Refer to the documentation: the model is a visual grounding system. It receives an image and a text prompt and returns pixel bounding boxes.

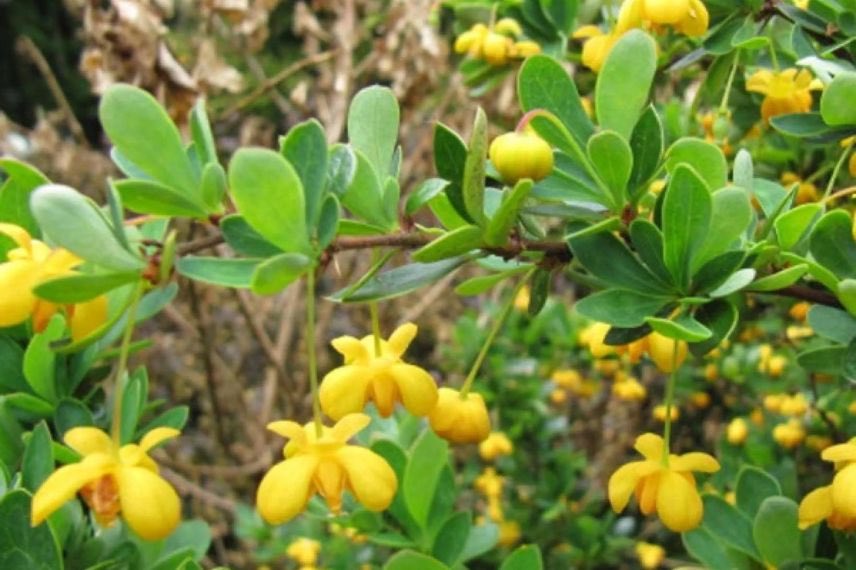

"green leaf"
[810,210,856,279]
[412,225,483,263]
[683,527,733,570]
[484,180,533,247]
[770,112,855,140]
[280,119,328,227]
[662,165,712,290]
[119,369,146,443]
[694,187,752,269]
[736,466,781,519]
[30,185,144,272]
[646,314,712,342]
[587,130,632,208]
[384,550,449,570]
[54,398,94,434]
[808,305,856,344]
[462,108,488,225]
[0,158,49,235]
[666,137,728,192]
[539,0,576,35]
[22,421,53,492]
[433,123,471,222]
[327,144,356,197]
[458,522,499,563]
[4,393,54,417]
[229,148,309,254]
[219,214,280,257]
[690,298,738,356]
[190,99,217,166]
[596,30,657,140]
[332,257,467,302]
[316,194,340,249]
[709,268,756,297]
[404,429,449,529]
[628,105,664,195]
[746,265,808,292]
[341,150,389,228]
[0,490,62,570]
[701,495,762,561]
[797,345,846,374]
[199,163,226,212]
[629,219,673,285]
[733,149,753,190]
[753,178,790,219]
[100,84,197,195]
[775,203,823,250]
[176,256,261,288]
[406,178,448,215]
[575,290,669,327]
[251,253,311,295]
[24,315,64,402]
[348,86,399,179]
[454,266,531,296]
[432,512,471,566]
[0,336,27,393]
[753,497,802,566]
[500,545,543,570]
[568,225,670,294]
[838,279,856,317]
[821,71,856,126]
[518,55,593,146]
[34,272,140,304]
[164,519,212,561]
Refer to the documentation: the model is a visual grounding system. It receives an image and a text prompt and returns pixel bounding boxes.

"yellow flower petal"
[315,459,346,512]
[256,454,319,524]
[319,365,371,420]
[821,442,856,463]
[337,446,397,511]
[331,336,368,364]
[656,470,703,532]
[117,466,180,540]
[0,259,38,327]
[643,0,690,25]
[572,25,603,39]
[330,413,371,442]
[608,460,659,512]
[746,69,773,94]
[0,223,32,251]
[268,420,308,442]
[387,363,438,417]
[635,433,665,462]
[31,454,114,525]
[617,0,644,33]
[387,323,417,357]
[69,295,108,341]
[139,427,180,452]
[64,426,115,456]
[832,463,856,518]
[671,452,720,473]
[41,249,81,276]
[799,485,833,529]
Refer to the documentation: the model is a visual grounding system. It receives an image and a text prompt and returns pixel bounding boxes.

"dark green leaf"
[34,272,140,304]
[628,106,664,195]
[629,219,673,286]
[0,490,62,570]
[753,497,802,566]
[280,119,328,227]
[331,257,468,303]
[683,527,733,569]
[462,108,488,225]
[412,226,483,263]
[433,123,471,222]
[251,253,311,295]
[384,550,449,570]
[820,72,856,126]
[662,165,712,290]
[432,512,471,566]
[22,421,53,492]
[24,315,64,402]
[690,299,738,356]
[701,495,762,561]
[736,466,781,519]
[810,210,856,279]
[575,289,668,327]
[176,256,261,288]
[0,158,49,235]
[596,30,657,140]
[796,346,846,374]
[484,179,532,247]
[500,545,543,570]
[220,214,281,257]
[587,130,632,209]
[404,430,449,529]
[808,305,856,343]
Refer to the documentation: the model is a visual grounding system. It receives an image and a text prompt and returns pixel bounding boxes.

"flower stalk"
[111,281,145,444]
[305,267,323,437]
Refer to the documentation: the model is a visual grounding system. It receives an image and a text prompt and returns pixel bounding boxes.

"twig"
[220,50,338,119]
[15,36,89,147]
[159,466,237,513]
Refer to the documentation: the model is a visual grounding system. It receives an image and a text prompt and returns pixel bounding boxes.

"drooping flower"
[31,426,181,540]
[479,431,513,461]
[428,387,491,444]
[573,25,621,72]
[608,433,720,532]
[256,413,397,524]
[319,323,438,420]
[616,0,709,37]
[726,417,749,445]
[0,223,107,340]
[799,439,856,531]
[636,541,666,569]
[286,537,321,567]
[746,68,823,122]
[613,376,647,401]
[646,332,688,373]
[652,404,679,422]
[773,418,806,449]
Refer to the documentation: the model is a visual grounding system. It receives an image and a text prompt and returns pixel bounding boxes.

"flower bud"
[494,17,522,37]
[482,32,512,65]
[428,387,491,444]
[646,332,688,373]
[643,0,690,24]
[489,130,554,184]
[510,40,541,58]
[726,417,748,445]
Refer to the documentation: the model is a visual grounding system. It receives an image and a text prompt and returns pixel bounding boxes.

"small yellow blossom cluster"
[781,172,820,205]
[579,322,688,374]
[764,392,811,449]
[726,417,749,445]
[474,468,521,547]
[636,541,666,569]
[613,374,648,402]
[573,0,709,72]
[550,368,599,404]
[757,344,787,378]
[454,19,540,66]
[0,223,107,341]
[652,404,679,423]
[746,67,823,122]
[799,439,856,531]
[286,537,321,570]
[479,431,514,461]
[609,433,720,532]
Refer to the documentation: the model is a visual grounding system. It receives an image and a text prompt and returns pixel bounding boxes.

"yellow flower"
[612,376,647,401]
[475,467,504,497]
[428,387,491,444]
[690,392,711,409]
[31,426,181,540]
[513,285,530,311]
[779,393,808,416]
[573,26,621,73]
[495,18,523,37]
[319,323,438,420]
[773,419,805,449]
[726,418,749,445]
[653,404,679,422]
[746,68,823,122]
[617,0,709,36]
[579,322,616,358]
[807,435,833,452]
[703,363,718,382]
[646,332,688,373]
[482,31,514,65]
[799,440,856,531]
[609,433,720,532]
[635,541,666,569]
[550,388,568,404]
[789,301,810,321]
[764,393,786,413]
[781,171,820,204]
[510,40,541,58]
[454,23,489,56]
[479,432,513,461]
[256,413,397,524]
[498,520,521,547]
[287,537,321,566]
[786,325,814,340]
[0,223,107,340]
[489,130,554,184]
[551,369,581,389]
